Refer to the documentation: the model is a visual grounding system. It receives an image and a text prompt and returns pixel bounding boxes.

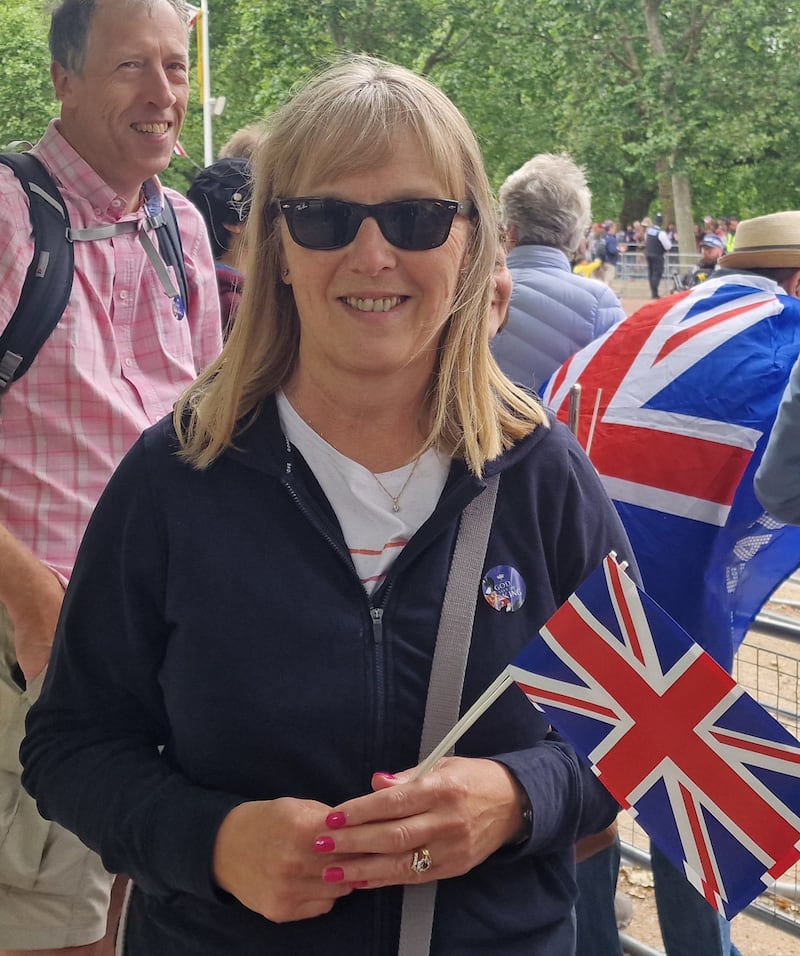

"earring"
[282,267,290,278]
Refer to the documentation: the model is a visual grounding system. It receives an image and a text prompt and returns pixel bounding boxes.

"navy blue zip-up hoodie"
[22,397,634,955]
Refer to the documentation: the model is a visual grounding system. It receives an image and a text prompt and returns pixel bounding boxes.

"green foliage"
[522,0,800,222]
[6,0,800,230]
[0,1,57,149]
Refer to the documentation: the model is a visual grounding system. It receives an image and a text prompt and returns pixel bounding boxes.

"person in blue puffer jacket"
[491,153,626,391]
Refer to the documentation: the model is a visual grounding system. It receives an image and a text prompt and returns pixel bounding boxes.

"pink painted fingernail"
[323,866,345,883]
[375,772,397,780]
[313,836,336,853]
[326,811,347,829]
[350,880,369,888]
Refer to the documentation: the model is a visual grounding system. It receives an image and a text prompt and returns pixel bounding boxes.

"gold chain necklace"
[370,455,422,512]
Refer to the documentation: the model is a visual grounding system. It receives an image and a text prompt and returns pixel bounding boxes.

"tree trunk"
[655,157,674,226]
[671,170,696,263]
[642,0,695,263]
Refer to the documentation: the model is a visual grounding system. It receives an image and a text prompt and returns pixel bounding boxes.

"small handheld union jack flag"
[509,552,800,919]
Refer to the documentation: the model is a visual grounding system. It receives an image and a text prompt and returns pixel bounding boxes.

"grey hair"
[49,0,193,73]
[499,152,592,256]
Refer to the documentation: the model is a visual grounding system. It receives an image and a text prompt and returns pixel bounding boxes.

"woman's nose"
[346,216,398,274]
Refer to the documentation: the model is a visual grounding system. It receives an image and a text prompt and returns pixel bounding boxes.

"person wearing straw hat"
[646,210,800,956]
[746,212,800,523]
[561,210,800,956]
[715,210,800,284]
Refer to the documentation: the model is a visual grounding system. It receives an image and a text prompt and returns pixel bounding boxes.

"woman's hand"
[310,757,528,889]
[212,798,359,922]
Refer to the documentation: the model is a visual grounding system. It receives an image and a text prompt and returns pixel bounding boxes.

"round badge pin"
[482,565,526,613]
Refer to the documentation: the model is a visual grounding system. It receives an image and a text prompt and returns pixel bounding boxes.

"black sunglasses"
[273,197,475,251]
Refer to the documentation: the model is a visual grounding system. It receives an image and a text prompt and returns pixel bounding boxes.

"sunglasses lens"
[383,201,456,250]
[280,199,464,251]
[284,200,357,250]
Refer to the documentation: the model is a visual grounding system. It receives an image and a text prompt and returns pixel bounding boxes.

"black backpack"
[0,151,189,400]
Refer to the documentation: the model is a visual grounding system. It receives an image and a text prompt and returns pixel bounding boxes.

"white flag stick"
[585,387,603,458]
[412,670,515,779]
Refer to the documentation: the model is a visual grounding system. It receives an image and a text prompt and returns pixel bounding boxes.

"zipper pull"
[370,607,383,644]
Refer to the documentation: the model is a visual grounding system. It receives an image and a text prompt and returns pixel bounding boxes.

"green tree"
[194,0,559,190]
[516,0,800,244]
[11,0,796,235]
[0,1,57,149]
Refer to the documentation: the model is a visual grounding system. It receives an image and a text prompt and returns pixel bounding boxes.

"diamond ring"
[410,847,432,874]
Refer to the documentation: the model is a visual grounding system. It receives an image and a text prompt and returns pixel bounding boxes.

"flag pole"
[200,0,213,165]
[585,387,603,457]
[412,670,514,779]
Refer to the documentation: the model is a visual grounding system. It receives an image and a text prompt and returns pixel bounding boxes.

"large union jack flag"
[510,553,800,919]
[541,278,800,670]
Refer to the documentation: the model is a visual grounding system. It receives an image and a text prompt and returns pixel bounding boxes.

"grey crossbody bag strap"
[397,473,500,956]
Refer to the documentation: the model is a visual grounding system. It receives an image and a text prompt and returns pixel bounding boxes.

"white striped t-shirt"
[277,392,450,594]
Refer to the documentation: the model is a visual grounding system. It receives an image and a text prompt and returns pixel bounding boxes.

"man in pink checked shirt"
[0,1,222,954]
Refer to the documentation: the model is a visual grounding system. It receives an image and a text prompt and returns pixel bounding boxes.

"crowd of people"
[2,2,798,956]
[573,213,739,294]
[583,214,737,256]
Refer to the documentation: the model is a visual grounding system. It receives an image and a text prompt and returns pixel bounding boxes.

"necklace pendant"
[369,454,421,513]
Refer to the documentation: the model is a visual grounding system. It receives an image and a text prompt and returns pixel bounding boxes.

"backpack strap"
[69,191,191,322]
[138,181,190,320]
[0,152,74,398]
[157,195,190,319]
[0,158,191,401]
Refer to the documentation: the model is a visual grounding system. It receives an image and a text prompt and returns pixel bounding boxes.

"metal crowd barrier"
[616,249,700,295]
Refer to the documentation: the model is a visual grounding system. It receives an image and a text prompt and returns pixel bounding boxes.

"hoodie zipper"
[281,464,394,769]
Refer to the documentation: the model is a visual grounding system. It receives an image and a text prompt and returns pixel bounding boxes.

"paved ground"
[614,277,661,317]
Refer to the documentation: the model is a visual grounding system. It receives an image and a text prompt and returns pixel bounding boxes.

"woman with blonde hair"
[22,56,633,954]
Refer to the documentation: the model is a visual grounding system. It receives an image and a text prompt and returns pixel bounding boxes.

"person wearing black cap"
[680,233,725,288]
[188,157,252,334]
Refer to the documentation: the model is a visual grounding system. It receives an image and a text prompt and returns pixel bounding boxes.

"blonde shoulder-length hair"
[175,55,547,475]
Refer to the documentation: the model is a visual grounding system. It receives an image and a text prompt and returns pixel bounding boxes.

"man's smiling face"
[52,0,189,209]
